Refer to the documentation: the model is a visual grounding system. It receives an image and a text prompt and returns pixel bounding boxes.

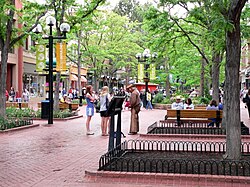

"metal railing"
[147,121,249,135]
[99,140,250,176]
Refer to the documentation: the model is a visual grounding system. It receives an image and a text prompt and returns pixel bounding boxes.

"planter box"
[153,103,171,110]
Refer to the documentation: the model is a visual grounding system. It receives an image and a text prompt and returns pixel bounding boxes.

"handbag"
[106,95,109,109]
[243,94,249,104]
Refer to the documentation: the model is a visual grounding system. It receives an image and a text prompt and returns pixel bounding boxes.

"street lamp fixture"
[136,49,157,107]
[33,16,70,124]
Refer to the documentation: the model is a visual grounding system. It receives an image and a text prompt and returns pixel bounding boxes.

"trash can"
[41,100,50,119]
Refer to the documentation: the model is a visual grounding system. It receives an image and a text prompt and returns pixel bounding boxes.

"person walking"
[9,87,15,102]
[127,84,141,135]
[243,88,250,119]
[5,89,9,101]
[146,91,153,110]
[85,85,95,135]
[99,86,110,136]
[22,89,29,102]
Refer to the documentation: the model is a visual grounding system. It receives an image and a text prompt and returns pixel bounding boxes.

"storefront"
[69,66,88,89]
[23,62,45,96]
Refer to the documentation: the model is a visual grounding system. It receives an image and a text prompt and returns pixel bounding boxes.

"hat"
[176,96,181,100]
[127,84,134,89]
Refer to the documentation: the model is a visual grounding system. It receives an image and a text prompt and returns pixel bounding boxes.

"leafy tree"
[114,0,143,22]
[67,11,143,91]
[221,0,247,160]
[0,0,48,117]
[0,0,105,118]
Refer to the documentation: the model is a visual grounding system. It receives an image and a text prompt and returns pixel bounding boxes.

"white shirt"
[184,103,194,109]
[171,102,184,110]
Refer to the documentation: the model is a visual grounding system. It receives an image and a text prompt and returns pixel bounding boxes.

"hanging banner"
[138,64,144,81]
[36,44,46,72]
[150,63,156,80]
[56,42,67,71]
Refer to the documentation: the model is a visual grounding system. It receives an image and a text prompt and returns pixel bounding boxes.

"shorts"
[100,110,109,117]
[86,107,94,116]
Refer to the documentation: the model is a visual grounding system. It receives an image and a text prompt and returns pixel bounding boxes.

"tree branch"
[66,54,77,64]
[71,0,105,27]
[170,16,210,65]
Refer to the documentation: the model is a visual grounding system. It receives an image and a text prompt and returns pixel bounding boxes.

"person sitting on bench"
[171,96,184,110]
[206,99,218,127]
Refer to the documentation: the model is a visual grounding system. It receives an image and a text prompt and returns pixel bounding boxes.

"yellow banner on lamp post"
[138,64,144,81]
[56,42,67,71]
[36,44,46,72]
[150,63,156,80]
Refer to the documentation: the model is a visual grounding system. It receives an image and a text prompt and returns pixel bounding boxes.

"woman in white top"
[184,98,194,109]
[99,86,110,136]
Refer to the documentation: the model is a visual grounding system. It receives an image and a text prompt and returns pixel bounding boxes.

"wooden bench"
[6,102,29,109]
[59,103,79,111]
[166,109,223,126]
[194,106,207,110]
[37,102,79,111]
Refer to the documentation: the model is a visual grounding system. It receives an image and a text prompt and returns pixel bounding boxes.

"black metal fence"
[147,121,249,135]
[99,140,250,176]
[0,118,33,130]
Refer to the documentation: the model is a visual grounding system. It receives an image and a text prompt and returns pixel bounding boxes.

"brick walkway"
[0,101,250,187]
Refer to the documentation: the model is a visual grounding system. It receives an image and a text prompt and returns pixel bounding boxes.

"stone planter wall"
[152,103,171,110]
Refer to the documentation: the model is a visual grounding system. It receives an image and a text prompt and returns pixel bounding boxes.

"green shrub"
[199,97,210,105]
[71,99,79,104]
[152,93,164,103]
[53,109,73,118]
[35,109,41,118]
[6,107,36,118]
[161,97,172,104]
[0,116,32,130]
[82,99,87,105]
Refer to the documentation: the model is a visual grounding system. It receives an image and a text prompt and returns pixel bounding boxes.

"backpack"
[243,94,250,104]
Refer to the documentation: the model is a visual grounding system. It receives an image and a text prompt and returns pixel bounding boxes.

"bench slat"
[167,109,222,118]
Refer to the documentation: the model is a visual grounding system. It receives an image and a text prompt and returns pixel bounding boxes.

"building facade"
[240,39,250,89]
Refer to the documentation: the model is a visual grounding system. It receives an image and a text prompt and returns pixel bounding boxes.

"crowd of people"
[171,95,224,127]
[83,84,143,136]
[5,87,30,103]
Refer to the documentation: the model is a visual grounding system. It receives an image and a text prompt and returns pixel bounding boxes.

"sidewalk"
[0,102,249,187]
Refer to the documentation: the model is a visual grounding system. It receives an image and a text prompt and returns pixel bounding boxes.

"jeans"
[146,101,153,110]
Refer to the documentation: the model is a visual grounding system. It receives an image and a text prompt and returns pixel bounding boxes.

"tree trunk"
[0,47,8,117]
[200,57,206,97]
[224,0,246,160]
[211,51,221,102]
[54,72,60,111]
[77,37,82,98]
[164,58,170,97]
[0,4,14,118]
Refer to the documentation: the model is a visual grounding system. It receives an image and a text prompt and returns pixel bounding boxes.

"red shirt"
[5,90,9,97]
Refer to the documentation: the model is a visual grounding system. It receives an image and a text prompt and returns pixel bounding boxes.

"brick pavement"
[0,101,250,187]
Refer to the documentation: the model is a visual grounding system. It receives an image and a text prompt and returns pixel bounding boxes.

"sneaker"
[86,131,94,135]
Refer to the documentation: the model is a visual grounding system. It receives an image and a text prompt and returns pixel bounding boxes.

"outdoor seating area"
[37,102,79,111]
[6,102,29,109]
[165,109,223,126]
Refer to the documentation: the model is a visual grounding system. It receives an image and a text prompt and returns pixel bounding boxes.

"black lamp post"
[136,49,157,107]
[34,16,70,124]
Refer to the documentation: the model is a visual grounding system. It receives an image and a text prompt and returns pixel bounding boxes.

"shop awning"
[81,76,87,82]
[70,74,87,82]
